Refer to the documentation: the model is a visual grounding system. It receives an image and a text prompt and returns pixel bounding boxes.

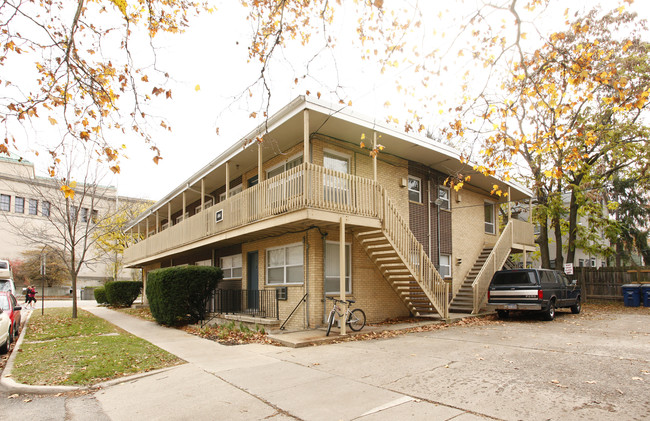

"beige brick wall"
[241,225,410,330]
[450,187,501,293]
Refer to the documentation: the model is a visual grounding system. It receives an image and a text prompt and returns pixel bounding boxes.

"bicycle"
[325,296,366,336]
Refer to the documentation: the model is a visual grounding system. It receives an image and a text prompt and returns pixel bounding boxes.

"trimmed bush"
[104,281,143,307]
[94,287,108,304]
[146,266,222,326]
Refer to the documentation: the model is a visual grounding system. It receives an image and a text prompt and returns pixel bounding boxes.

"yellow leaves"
[360,133,366,140]
[520,33,527,40]
[48,116,57,125]
[60,183,76,199]
[622,40,633,52]
[249,112,257,118]
[360,141,365,149]
[80,131,90,141]
[109,0,128,16]
[194,84,201,91]
[153,156,162,165]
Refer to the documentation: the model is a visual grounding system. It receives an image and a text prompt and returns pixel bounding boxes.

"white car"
[0,308,10,354]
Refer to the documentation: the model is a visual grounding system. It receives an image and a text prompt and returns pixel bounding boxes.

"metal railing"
[208,289,279,320]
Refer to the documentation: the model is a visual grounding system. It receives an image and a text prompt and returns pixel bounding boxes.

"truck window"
[491,271,537,286]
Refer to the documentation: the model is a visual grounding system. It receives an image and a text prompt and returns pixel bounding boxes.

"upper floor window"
[484,201,495,234]
[267,154,303,179]
[267,243,304,285]
[42,201,50,217]
[29,199,38,215]
[323,151,349,174]
[81,207,89,223]
[408,176,421,203]
[195,198,214,214]
[0,194,10,212]
[439,254,451,278]
[15,197,24,214]
[219,184,242,202]
[438,186,450,210]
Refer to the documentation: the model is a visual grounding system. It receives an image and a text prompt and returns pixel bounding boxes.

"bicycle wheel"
[347,309,366,331]
[326,310,335,336]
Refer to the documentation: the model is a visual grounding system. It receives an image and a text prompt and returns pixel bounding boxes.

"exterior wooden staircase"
[355,230,441,317]
[351,189,450,319]
[448,246,493,313]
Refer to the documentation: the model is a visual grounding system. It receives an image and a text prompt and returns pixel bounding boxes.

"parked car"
[0,291,21,341]
[487,268,581,321]
[0,306,10,354]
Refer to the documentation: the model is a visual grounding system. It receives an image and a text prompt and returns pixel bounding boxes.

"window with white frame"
[220,254,242,279]
[42,201,50,217]
[438,186,450,210]
[323,151,350,204]
[439,254,451,278]
[484,201,495,234]
[29,199,38,215]
[408,176,421,203]
[175,212,189,224]
[267,154,303,206]
[195,198,214,214]
[219,184,242,202]
[195,259,212,267]
[267,243,304,285]
[325,241,351,295]
[1,194,10,212]
[15,197,24,214]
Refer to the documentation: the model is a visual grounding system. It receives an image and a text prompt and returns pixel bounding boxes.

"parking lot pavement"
[257,311,650,420]
[2,308,648,420]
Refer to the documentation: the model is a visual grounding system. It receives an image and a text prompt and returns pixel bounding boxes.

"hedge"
[94,287,108,304]
[146,266,222,326]
[104,281,143,307]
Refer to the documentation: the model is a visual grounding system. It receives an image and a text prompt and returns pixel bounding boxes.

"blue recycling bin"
[641,284,650,307]
[621,284,641,307]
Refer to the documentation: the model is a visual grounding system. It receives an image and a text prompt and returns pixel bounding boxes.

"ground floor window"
[267,243,303,285]
[220,254,242,279]
[195,259,212,267]
[484,201,495,234]
[439,254,451,278]
[325,241,351,295]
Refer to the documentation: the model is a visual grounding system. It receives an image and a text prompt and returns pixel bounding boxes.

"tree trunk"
[566,189,580,265]
[536,220,551,269]
[553,215,564,270]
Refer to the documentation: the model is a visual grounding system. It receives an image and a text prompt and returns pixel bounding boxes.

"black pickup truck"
[486,269,581,321]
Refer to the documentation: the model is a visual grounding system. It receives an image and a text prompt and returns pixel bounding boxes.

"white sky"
[10,0,650,201]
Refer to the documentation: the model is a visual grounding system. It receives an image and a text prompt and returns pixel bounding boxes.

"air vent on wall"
[215,209,223,223]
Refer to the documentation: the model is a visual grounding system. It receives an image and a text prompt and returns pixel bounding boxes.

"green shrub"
[94,287,108,304]
[146,266,222,326]
[104,281,143,307]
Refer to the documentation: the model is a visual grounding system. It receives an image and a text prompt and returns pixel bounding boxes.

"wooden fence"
[573,267,650,301]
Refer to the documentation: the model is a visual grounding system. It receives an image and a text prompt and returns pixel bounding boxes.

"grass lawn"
[11,308,183,386]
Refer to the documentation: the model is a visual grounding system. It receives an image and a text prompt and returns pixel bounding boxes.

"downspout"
[304,235,309,329]
[427,178,432,258]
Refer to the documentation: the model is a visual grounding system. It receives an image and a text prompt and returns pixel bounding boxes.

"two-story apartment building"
[124,97,535,330]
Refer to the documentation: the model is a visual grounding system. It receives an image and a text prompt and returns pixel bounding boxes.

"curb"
[0,310,79,395]
[0,309,185,395]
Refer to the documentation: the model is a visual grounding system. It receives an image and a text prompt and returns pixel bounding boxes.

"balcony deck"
[124,163,383,266]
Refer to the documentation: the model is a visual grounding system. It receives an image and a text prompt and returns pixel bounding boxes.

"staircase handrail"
[471,220,515,313]
[379,189,449,318]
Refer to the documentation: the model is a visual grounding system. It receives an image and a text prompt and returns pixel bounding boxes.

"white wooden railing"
[470,219,533,313]
[379,190,449,318]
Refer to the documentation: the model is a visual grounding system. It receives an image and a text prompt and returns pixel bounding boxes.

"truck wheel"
[571,296,581,314]
[497,310,509,319]
[543,300,556,321]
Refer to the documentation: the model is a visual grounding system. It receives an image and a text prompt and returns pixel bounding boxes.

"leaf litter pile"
[10,308,182,386]
[182,322,280,346]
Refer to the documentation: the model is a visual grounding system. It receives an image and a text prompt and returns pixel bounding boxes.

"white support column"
[258,141,263,182]
[339,216,347,336]
[167,202,171,227]
[145,218,149,239]
[201,179,205,212]
[182,192,186,220]
[507,186,511,222]
[155,211,159,234]
[373,132,377,182]
[225,161,230,198]
[304,109,310,163]
[529,197,533,223]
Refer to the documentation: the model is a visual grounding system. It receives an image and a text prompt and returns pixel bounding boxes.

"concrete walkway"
[80,307,487,420]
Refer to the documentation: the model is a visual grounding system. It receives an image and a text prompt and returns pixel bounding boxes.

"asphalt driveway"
[1,305,649,420]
